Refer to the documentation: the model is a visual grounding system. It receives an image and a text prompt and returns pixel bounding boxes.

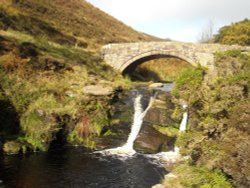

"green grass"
[215,49,249,62]
[174,66,204,91]
[20,107,59,151]
[153,124,179,137]
[171,66,205,102]
[163,164,232,188]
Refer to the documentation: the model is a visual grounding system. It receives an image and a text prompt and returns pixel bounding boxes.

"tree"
[198,20,215,43]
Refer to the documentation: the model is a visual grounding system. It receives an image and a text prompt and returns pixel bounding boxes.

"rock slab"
[83,85,113,96]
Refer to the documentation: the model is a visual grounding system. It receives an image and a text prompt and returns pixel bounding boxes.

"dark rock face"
[18,42,39,58]
[134,124,176,154]
[95,123,131,150]
[145,105,175,126]
[145,92,176,125]
[0,36,16,55]
[0,87,20,140]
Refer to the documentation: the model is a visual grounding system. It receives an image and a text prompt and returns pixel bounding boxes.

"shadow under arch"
[121,52,194,75]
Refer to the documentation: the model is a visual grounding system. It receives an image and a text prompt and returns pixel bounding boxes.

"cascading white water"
[179,104,188,132]
[121,94,144,152]
[100,93,157,156]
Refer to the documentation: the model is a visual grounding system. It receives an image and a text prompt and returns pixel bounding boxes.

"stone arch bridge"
[101,41,249,74]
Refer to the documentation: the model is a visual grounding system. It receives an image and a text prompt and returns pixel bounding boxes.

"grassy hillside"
[0,0,158,49]
[0,0,159,153]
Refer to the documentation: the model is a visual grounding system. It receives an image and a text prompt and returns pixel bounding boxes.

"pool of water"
[0,147,166,188]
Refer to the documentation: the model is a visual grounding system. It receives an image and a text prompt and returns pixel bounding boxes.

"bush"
[214,19,250,46]
[17,94,71,151]
[172,50,250,187]
[172,66,205,103]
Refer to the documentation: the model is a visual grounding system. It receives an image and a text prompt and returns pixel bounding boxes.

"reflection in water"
[0,147,166,188]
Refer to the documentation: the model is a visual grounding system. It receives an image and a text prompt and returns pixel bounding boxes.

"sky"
[86,0,250,42]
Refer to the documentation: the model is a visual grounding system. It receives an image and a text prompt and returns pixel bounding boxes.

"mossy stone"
[3,141,22,154]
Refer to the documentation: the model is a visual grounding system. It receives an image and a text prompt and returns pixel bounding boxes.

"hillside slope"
[1,0,158,49]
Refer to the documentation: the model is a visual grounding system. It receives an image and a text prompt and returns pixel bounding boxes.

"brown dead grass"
[1,0,159,50]
[78,113,91,138]
[0,52,29,77]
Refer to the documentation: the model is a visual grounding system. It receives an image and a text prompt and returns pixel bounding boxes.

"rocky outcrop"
[149,83,163,88]
[83,85,113,96]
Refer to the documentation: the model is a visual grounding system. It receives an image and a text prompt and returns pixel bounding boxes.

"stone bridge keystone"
[100,41,249,74]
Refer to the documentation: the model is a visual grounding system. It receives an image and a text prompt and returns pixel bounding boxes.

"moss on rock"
[3,140,22,154]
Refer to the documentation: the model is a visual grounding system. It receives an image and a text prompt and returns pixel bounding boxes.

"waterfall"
[99,92,157,156]
[123,93,156,150]
[122,95,145,151]
[97,88,188,160]
[179,104,188,132]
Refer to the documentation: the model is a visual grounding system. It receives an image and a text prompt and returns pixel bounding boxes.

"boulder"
[144,92,176,125]
[152,184,165,188]
[83,85,113,96]
[95,123,131,150]
[149,83,164,88]
[3,141,22,154]
[134,124,176,154]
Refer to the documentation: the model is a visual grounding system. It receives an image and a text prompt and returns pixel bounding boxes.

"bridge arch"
[120,50,196,74]
[101,41,249,73]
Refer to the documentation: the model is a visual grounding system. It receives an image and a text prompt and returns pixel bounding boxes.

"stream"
[0,147,166,188]
[0,83,187,188]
